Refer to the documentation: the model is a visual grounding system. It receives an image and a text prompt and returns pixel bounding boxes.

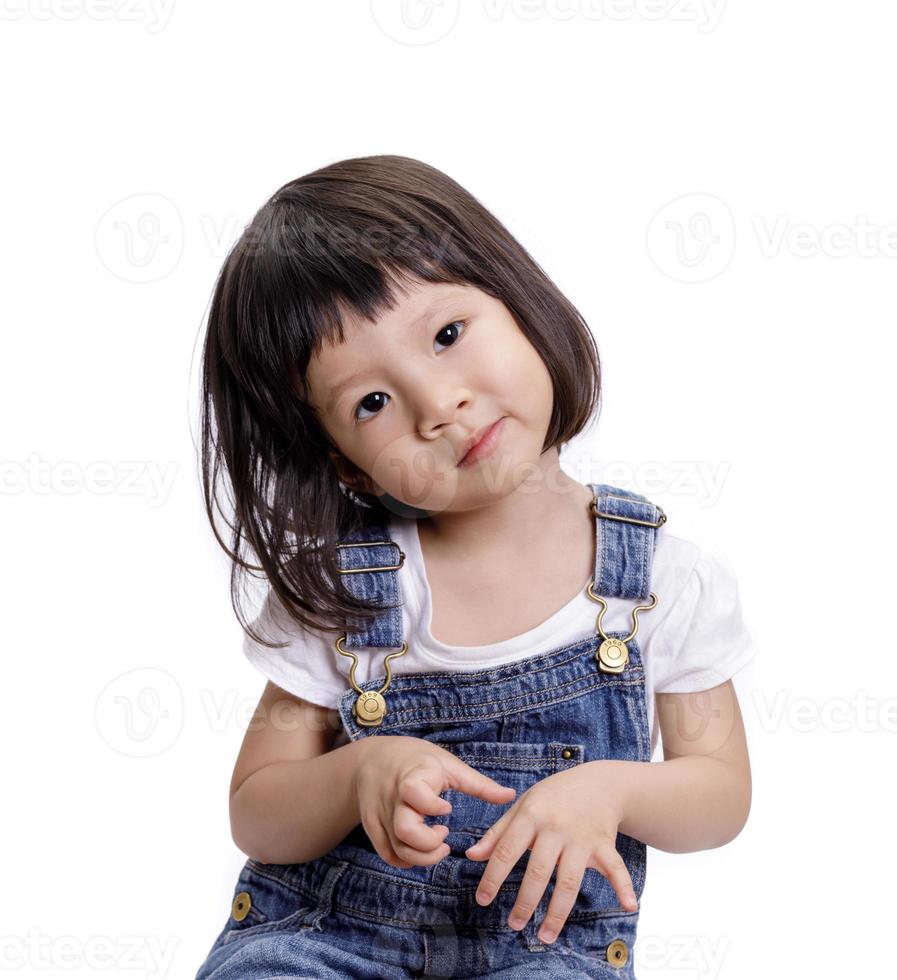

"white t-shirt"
[243,516,756,756]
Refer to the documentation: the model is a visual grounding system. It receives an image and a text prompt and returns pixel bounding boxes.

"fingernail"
[539,929,557,943]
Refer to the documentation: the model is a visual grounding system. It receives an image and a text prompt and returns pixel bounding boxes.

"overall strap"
[333,483,667,645]
[589,483,666,600]
[334,521,405,649]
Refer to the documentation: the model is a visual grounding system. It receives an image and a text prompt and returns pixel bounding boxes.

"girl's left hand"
[464,761,638,945]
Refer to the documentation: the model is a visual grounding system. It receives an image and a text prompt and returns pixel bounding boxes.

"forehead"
[312,280,475,368]
[343,279,473,338]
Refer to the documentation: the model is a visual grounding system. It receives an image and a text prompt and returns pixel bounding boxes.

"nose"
[412,375,473,441]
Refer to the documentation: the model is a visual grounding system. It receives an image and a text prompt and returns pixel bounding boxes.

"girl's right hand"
[352,735,517,869]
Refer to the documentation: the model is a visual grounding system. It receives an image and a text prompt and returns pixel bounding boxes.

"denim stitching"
[319,893,642,929]
[429,755,553,769]
[245,857,645,929]
[369,674,646,729]
[340,656,645,733]
[221,906,312,945]
[601,489,656,599]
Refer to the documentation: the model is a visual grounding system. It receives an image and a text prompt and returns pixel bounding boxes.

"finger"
[393,801,451,851]
[386,822,450,867]
[593,842,639,912]
[363,813,415,869]
[474,819,534,908]
[536,847,589,944]
[465,808,514,860]
[447,761,517,805]
[397,778,453,817]
[382,805,450,867]
[506,833,564,932]
[364,809,448,869]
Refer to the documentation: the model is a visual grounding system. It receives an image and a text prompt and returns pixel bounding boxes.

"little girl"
[194,155,754,979]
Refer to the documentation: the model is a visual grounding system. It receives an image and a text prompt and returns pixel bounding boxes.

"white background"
[2,2,893,977]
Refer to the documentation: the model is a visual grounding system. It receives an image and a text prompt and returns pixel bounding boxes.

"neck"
[417,450,594,560]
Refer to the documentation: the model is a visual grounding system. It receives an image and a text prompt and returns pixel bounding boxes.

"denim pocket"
[424,740,570,835]
[220,861,314,946]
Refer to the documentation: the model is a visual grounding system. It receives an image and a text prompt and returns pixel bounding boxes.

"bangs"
[229,189,469,405]
[200,154,602,645]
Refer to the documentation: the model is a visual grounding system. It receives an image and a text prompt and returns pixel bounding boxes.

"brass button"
[231,891,252,922]
[561,748,574,760]
[606,938,629,967]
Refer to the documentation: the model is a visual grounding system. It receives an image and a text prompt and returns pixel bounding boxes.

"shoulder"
[651,525,744,604]
[647,526,755,693]
[241,589,351,709]
[650,526,701,607]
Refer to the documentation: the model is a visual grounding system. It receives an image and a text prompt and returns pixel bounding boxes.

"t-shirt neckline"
[392,515,592,666]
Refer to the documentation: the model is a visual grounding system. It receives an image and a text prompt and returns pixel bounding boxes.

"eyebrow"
[326,290,467,413]
[327,366,375,413]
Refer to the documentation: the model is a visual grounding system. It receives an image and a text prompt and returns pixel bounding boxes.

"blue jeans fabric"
[195,484,664,979]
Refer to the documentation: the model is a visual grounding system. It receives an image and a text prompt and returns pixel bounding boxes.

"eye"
[354,391,389,422]
[434,319,467,353]
[352,320,468,422]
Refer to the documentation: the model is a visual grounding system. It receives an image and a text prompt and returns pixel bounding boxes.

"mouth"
[457,417,507,468]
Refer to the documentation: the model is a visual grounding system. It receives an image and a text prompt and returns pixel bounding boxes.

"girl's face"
[305,278,555,513]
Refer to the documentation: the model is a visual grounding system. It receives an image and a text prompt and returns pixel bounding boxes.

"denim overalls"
[195,483,666,980]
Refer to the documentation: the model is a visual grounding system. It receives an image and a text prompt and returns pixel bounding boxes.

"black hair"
[199,154,602,647]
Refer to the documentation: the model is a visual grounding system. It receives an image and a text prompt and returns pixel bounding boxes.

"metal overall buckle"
[334,540,408,727]
[587,497,665,673]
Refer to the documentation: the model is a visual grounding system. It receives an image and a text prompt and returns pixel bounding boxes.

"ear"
[327,448,379,497]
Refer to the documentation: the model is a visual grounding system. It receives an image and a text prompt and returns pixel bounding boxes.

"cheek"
[502,343,553,409]
[338,421,403,478]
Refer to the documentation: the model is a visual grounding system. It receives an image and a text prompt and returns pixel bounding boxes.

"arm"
[228,681,376,864]
[606,678,752,853]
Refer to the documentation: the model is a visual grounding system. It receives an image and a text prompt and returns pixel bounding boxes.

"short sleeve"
[241,590,349,709]
[652,550,756,694]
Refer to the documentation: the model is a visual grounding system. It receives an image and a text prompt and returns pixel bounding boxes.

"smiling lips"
[457,417,507,467]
